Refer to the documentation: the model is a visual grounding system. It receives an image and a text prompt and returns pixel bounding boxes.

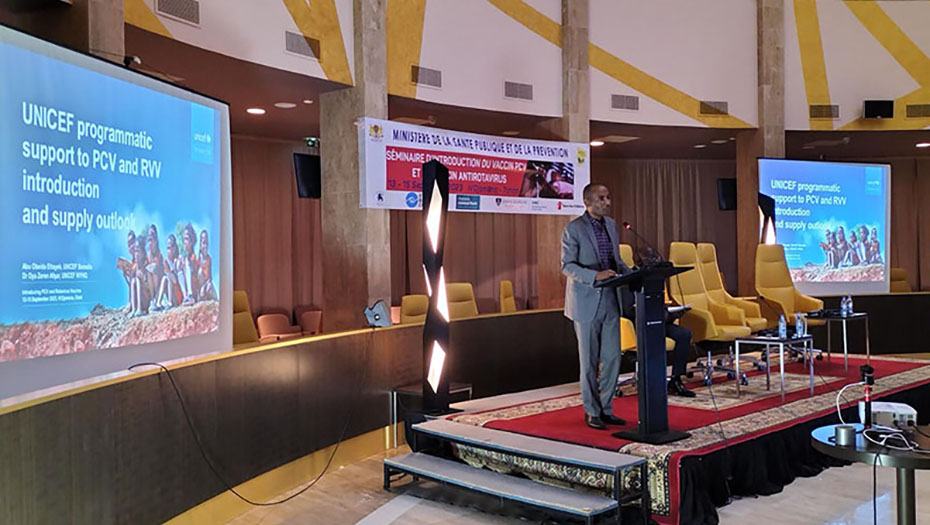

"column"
[319,0,391,331]
[737,0,785,295]
[535,0,590,309]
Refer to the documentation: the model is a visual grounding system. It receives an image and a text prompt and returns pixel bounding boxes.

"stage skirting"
[448,355,930,525]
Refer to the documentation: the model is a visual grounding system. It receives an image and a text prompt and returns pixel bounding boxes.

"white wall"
[414,0,562,117]
[130,0,355,84]
[784,0,930,130]
[589,0,758,128]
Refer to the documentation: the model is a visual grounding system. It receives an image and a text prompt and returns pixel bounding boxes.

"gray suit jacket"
[561,213,632,322]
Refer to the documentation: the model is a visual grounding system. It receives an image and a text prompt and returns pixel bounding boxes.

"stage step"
[412,419,645,475]
[384,452,618,523]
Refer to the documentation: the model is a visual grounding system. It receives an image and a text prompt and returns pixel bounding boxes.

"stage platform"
[437,354,930,525]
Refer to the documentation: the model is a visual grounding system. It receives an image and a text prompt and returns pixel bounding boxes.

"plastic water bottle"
[778,314,787,340]
[848,295,854,315]
[840,296,848,318]
[795,313,804,337]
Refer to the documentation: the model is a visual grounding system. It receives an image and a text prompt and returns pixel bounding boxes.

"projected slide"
[759,159,890,295]
[0,38,222,363]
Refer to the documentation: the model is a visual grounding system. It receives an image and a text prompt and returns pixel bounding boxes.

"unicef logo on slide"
[405,192,420,208]
[190,103,214,164]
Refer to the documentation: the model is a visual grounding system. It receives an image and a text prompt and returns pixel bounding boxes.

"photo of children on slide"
[519,161,575,199]
[790,224,885,283]
[0,220,220,363]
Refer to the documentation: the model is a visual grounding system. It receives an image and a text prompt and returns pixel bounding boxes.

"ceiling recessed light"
[246,108,266,115]
[590,140,605,147]
[802,145,816,150]
[729,137,736,141]
[693,144,706,149]
[302,99,314,104]
[502,130,520,136]
[711,139,728,144]
[917,142,930,148]
[274,102,297,109]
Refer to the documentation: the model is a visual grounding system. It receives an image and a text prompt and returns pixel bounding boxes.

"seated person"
[119,230,136,312]
[129,236,151,316]
[869,228,883,264]
[155,234,183,309]
[847,231,863,266]
[197,229,217,301]
[620,286,695,398]
[180,224,200,304]
[146,225,166,309]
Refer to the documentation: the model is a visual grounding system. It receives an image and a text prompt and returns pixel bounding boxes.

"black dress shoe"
[669,378,696,398]
[600,413,627,426]
[585,414,606,430]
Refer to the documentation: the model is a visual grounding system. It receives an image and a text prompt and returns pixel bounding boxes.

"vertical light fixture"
[421,160,450,411]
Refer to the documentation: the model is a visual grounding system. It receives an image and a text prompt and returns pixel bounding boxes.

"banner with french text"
[358,118,590,215]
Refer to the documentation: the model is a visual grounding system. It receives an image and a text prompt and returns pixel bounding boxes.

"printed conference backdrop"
[359,117,590,215]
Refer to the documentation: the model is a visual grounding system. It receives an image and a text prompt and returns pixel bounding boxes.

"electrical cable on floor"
[128,330,374,506]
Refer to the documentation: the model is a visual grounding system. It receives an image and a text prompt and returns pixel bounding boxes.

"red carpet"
[449,355,930,525]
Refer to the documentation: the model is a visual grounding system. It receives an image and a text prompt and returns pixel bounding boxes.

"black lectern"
[596,264,691,444]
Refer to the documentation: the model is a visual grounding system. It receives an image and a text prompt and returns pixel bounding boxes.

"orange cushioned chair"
[294,305,323,335]
[696,243,768,332]
[256,313,302,343]
[399,294,428,324]
[754,244,824,326]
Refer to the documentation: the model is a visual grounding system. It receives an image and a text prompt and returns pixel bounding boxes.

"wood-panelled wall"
[231,136,323,317]
[390,211,538,310]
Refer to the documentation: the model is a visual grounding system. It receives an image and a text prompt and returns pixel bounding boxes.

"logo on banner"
[376,192,385,203]
[495,197,502,207]
[456,195,480,211]
[405,192,420,208]
[557,201,563,210]
[576,147,586,165]
[369,123,384,140]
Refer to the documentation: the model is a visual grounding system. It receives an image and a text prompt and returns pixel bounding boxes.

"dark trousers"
[665,323,691,377]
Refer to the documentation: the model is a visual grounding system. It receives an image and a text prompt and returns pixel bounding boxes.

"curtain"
[885,158,930,291]
[231,136,323,317]
[592,159,739,291]
[390,210,538,312]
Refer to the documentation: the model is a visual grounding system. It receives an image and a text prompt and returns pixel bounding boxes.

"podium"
[595,263,691,445]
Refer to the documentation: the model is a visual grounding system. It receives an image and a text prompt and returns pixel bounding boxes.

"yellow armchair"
[499,280,517,313]
[696,243,768,331]
[755,244,824,325]
[446,282,479,320]
[619,243,635,269]
[890,268,912,293]
[668,242,751,342]
[400,294,428,324]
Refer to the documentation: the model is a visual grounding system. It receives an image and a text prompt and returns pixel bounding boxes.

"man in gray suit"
[561,183,632,430]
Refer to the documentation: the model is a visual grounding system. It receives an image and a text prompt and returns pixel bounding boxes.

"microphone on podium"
[622,221,667,266]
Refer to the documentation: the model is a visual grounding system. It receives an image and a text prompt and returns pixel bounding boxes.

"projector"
[860,401,917,429]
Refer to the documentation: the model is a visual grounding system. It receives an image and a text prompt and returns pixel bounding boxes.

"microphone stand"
[622,221,668,267]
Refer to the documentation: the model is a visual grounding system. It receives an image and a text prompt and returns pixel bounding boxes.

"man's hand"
[595,269,617,281]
